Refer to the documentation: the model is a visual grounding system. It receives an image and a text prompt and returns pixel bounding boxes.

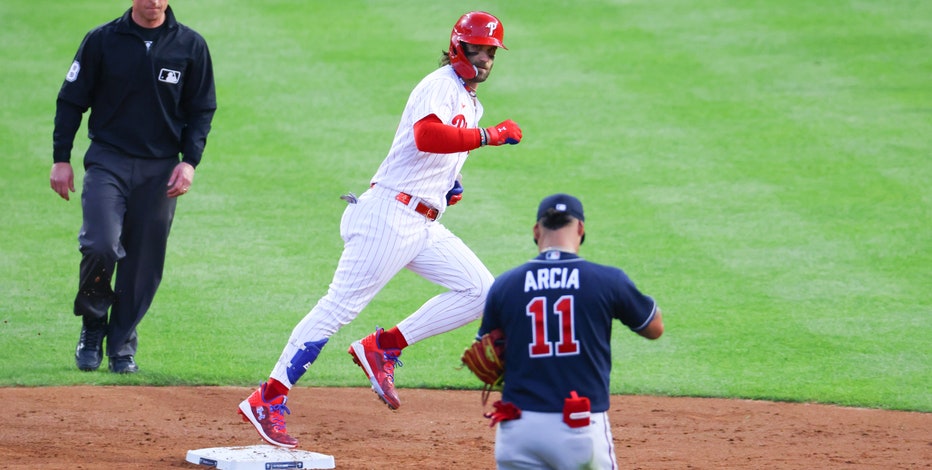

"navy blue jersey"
[479,250,657,413]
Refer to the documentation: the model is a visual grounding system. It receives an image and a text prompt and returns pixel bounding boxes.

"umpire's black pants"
[73,142,178,358]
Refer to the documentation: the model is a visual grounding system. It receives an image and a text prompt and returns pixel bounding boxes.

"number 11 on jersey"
[526,295,580,357]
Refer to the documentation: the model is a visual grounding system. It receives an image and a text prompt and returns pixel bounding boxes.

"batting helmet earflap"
[448,11,506,80]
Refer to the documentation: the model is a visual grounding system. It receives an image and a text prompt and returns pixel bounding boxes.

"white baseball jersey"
[371,65,483,210]
[269,65,494,388]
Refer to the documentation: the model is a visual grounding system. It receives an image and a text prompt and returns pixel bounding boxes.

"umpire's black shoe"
[75,317,107,371]
[109,355,139,374]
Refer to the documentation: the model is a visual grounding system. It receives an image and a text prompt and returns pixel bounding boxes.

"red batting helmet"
[448,11,506,80]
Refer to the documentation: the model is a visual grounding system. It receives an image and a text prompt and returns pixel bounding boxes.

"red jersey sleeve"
[413,114,482,153]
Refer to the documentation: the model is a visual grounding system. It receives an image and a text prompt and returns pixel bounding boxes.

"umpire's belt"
[395,192,439,221]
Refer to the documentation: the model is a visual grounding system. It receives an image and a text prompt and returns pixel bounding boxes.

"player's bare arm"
[638,308,664,340]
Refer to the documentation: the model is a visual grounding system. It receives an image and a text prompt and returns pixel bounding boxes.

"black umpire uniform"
[53,6,216,372]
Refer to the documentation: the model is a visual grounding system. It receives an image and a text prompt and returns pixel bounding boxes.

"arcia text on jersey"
[524,267,580,292]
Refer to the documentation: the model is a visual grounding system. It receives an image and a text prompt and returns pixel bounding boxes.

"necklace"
[457,75,477,97]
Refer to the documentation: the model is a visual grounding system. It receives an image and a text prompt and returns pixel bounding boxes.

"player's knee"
[465,270,494,300]
[477,269,495,293]
[462,280,493,316]
[79,235,123,261]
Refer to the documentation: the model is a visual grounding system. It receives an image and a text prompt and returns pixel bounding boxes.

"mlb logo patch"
[158,68,181,84]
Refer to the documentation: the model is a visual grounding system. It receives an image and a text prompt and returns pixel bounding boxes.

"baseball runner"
[238,11,523,448]
[475,194,664,469]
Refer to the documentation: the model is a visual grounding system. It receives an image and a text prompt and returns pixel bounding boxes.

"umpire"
[49,0,216,373]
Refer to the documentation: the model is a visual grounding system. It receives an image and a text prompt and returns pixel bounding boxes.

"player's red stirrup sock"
[377,327,408,350]
[264,378,289,399]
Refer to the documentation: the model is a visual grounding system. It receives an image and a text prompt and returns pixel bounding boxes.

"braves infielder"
[477,194,664,469]
[238,11,523,448]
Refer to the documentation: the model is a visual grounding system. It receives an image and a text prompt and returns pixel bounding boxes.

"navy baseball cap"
[537,193,584,221]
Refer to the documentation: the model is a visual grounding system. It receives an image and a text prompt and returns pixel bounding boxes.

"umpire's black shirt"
[54,6,216,168]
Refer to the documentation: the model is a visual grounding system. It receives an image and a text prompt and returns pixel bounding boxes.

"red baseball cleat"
[238,383,298,448]
[349,328,403,410]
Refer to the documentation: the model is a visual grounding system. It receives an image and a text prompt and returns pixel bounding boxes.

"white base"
[185,445,335,469]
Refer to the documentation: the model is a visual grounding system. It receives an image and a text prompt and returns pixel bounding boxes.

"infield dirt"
[1,386,928,469]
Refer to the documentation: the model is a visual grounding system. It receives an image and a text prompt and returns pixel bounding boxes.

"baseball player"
[476,194,664,469]
[238,11,523,448]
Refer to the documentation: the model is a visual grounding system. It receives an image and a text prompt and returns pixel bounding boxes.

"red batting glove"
[484,400,522,427]
[482,120,522,146]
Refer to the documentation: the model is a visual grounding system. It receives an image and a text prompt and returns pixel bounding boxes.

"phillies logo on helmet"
[486,21,498,37]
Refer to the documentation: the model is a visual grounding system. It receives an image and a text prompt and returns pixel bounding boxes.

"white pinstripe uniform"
[269,65,494,387]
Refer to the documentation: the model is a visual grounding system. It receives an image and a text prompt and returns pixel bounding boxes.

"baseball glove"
[461,329,505,404]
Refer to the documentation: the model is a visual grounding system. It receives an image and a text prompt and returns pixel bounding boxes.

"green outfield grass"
[1,0,929,412]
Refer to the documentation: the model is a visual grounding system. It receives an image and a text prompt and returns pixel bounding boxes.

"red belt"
[395,192,439,221]
[371,183,440,221]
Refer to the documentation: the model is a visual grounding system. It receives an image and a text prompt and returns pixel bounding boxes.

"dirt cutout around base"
[1,386,928,469]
